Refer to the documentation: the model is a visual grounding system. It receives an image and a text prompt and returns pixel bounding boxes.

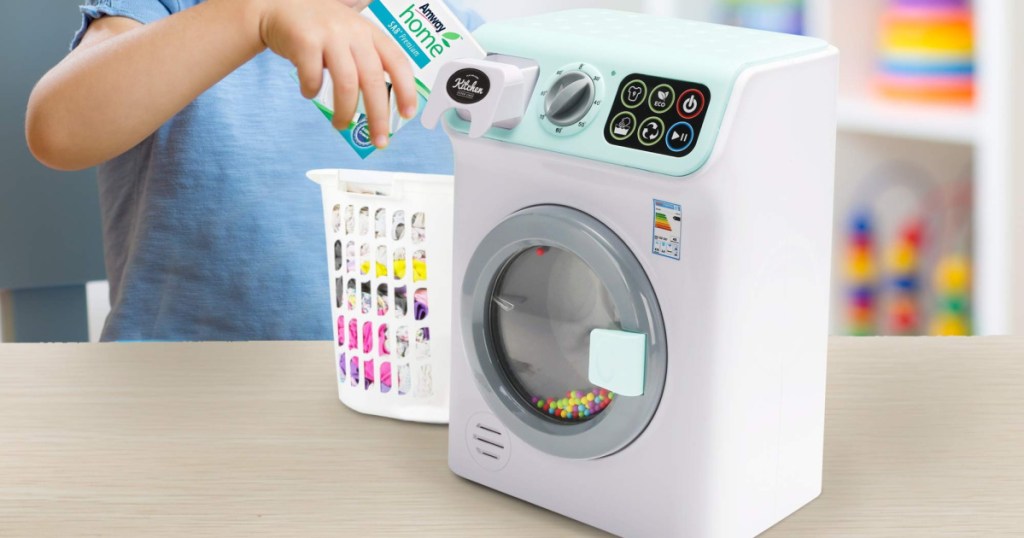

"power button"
[676,89,705,120]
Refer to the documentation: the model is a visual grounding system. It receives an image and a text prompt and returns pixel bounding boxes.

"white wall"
[1013,0,1024,334]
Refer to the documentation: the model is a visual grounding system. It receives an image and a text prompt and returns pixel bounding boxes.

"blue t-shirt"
[73,0,482,342]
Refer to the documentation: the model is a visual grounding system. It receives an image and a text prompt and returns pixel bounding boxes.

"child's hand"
[257,0,418,148]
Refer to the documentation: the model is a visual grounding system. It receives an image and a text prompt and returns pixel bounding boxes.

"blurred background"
[2,0,1022,341]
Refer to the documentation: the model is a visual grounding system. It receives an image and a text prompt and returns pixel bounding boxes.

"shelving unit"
[643,0,1022,335]
[836,96,976,145]
[810,0,1019,335]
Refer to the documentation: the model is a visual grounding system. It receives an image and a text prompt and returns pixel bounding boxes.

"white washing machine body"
[425,10,838,537]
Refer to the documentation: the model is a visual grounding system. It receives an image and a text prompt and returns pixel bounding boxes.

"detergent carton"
[303,0,486,158]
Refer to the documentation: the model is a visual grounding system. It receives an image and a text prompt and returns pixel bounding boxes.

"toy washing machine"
[422,9,838,537]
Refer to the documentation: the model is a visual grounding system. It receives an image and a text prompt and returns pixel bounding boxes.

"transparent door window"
[491,246,619,423]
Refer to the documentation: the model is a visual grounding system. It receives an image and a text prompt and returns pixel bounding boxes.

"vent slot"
[466,414,511,471]
[477,424,502,436]
[472,434,505,450]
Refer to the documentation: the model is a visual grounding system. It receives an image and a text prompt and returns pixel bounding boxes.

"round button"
[637,117,665,147]
[609,111,637,141]
[545,71,596,127]
[677,89,706,120]
[665,122,695,153]
[620,79,647,109]
[648,84,676,114]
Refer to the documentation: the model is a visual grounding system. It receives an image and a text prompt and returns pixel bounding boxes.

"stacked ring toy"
[885,219,923,334]
[930,254,971,335]
[877,0,974,103]
[845,211,878,336]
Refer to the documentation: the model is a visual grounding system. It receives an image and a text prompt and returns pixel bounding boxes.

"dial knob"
[544,71,596,127]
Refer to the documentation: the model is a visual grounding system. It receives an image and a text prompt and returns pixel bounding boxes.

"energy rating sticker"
[652,199,682,260]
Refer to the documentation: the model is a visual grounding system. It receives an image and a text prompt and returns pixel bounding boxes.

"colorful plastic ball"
[889,297,918,332]
[931,314,969,336]
[887,242,917,273]
[850,326,875,337]
[850,286,874,308]
[903,221,924,247]
[848,304,874,325]
[942,296,967,314]
[935,256,970,292]
[846,253,876,280]
[533,388,616,421]
[851,212,873,234]
[892,275,919,292]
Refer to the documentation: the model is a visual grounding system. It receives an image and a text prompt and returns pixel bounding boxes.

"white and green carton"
[303,0,486,159]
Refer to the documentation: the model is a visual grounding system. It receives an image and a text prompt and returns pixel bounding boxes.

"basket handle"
[307,170,404,200]
[341,176,404,200]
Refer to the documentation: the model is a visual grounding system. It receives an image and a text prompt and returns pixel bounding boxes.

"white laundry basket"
[308,169,454,424]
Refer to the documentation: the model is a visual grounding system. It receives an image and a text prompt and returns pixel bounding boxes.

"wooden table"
[1,339,1022,537]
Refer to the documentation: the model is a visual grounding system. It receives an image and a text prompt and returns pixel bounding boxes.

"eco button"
[649,84,675,114]
[609,111,637,141]
[620,79,647,109]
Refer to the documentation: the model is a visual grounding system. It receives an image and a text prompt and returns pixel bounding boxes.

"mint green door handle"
[588,328,647,397]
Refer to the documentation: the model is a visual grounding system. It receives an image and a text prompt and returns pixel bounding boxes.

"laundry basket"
[308,169,454,424]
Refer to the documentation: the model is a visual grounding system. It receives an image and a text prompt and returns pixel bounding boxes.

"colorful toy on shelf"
[720,0,804,35]
[885,219,923,334]
[931,254,971,335]
[842,164,973,336]
[845,211,878,336]
[877,0,975,103]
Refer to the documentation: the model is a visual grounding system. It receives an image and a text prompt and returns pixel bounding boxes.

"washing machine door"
[463,205,666,459]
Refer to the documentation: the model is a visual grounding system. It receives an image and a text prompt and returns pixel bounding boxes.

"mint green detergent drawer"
[446,9,829,177]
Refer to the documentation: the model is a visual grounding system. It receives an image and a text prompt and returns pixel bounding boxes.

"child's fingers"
[373,31,418,119]
[325,44,360,131]
[295,49,325,100]
[351,40,390,149]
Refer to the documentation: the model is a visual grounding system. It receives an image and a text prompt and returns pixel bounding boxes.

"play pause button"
[666,121,695,153]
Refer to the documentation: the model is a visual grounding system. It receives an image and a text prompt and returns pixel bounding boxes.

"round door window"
[492,246,620,423]
[463,205,667,460]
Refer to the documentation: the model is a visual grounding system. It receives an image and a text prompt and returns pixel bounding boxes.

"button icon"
[666,121,695,153]
[609,111,637,141]
[676,89,705,119]
[649,84,675,114]
[638,117,665,147]
[620,79,647,109]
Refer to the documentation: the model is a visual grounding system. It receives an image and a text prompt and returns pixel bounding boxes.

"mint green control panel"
[445,9,829,177]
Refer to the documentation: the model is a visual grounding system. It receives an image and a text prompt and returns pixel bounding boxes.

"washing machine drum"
[462,205,667,459]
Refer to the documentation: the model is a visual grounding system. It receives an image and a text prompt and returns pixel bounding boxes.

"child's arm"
[26,0,416,171]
